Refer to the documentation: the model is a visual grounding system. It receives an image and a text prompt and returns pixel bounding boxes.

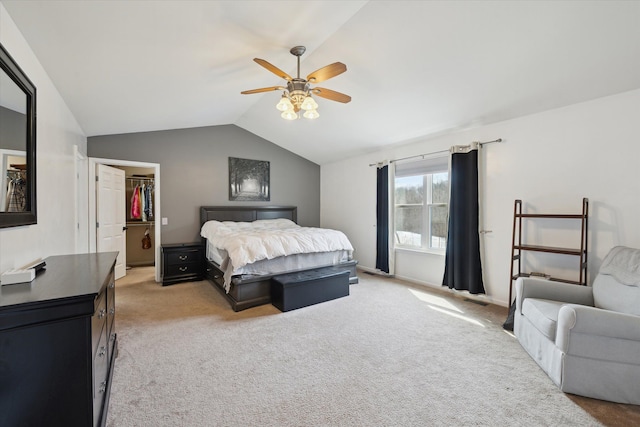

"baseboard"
[358,266,506,308]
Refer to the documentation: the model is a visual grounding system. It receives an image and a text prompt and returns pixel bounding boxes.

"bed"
[200,206,358,311]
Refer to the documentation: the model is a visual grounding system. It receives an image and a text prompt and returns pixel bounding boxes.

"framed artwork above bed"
[229,157,270,201]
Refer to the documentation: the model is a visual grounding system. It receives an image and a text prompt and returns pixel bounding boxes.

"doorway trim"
[88,157,161,282]
[74,145,89,253]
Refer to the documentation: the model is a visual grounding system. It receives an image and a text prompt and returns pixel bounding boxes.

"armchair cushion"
[521,298,565,341]
[593,274,640,316]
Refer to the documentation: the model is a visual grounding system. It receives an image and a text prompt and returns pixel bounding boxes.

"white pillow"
[251,218,298,229]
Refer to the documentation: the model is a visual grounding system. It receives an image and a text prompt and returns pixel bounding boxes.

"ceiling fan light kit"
[241,45,351,121]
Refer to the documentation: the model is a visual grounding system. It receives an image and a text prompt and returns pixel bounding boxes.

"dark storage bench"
[271,268,350,312]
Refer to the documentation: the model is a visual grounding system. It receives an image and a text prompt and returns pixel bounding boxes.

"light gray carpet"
[106,268,603,426]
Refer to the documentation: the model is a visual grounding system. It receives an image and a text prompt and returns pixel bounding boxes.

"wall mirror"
[0,42,36,228]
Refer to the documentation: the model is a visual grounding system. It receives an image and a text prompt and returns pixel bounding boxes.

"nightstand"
[161,243,203,286]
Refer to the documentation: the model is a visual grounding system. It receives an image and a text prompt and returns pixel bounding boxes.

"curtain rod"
[369,138,503,167]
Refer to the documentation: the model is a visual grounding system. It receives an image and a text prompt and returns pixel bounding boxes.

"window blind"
[394,155,448,177]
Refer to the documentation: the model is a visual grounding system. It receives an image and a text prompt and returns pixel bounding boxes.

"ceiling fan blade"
[311,87,351,103]
[253,58,293,81]
[241,86,285,95]
[307,62,347,83]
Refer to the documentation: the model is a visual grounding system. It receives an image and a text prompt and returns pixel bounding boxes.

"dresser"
[161,243,203,285]
[0,252,118,427]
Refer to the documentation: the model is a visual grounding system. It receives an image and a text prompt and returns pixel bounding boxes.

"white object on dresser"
[1,268,35,285]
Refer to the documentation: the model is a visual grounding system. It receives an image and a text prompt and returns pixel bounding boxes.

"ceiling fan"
[241,46,351,120]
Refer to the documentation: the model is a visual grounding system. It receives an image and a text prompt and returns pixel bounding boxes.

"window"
[394,156,449,251]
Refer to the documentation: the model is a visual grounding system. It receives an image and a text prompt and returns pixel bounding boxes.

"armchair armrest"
[556,304,640,363]
[515,277,594,315]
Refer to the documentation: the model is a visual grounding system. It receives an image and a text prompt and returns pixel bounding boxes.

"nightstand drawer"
[166,250,202,265]
[165,262,201,277]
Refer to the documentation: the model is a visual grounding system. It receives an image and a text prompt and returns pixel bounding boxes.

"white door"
[96,164,126,279]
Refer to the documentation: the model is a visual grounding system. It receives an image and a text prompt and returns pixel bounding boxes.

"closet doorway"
[89,158,161,282]
[119,165,155,270]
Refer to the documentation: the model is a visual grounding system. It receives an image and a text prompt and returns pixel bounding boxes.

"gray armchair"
[514,246,640,404]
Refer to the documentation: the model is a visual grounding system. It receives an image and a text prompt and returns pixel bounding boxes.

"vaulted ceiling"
[3,1,639,164]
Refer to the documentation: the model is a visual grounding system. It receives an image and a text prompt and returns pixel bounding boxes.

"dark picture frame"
[0,42,37,228]
[229,157,270,201]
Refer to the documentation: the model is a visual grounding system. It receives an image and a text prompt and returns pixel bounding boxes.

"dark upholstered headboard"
[200,206,297,226]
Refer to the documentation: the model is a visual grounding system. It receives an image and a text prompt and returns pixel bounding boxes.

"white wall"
[0,4,87,273]
[321,89,640,307]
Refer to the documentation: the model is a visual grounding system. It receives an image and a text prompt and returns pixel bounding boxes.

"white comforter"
[200,218,354,270]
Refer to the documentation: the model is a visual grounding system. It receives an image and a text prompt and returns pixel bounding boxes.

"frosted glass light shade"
[301,96,318,111]
[281,109,298,120]
[276,96,294,112]
[303,109,319,119]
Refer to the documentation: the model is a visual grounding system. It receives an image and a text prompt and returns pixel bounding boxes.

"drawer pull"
[179,266,188,272]
[179,255,188,261]
[214,275,220,279]
[109,281,115,289]
[109,308,115,315]
[99,381,107,393]
[110,333,116,342]
[99,346,107,357]
[98,308,106,319]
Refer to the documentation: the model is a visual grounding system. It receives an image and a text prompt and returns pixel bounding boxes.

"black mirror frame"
[0,42,36,228]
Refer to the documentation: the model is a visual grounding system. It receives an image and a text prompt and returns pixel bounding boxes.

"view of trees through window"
[395,172,449,249]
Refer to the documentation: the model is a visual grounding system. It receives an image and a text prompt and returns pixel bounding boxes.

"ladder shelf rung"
[514,244,582,256]
[515,213,584,219]
[512,273,584,285]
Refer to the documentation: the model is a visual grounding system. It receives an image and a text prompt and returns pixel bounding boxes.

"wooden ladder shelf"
[508,198,589,306]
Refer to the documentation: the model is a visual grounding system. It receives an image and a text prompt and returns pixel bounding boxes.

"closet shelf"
[126,221,154,226]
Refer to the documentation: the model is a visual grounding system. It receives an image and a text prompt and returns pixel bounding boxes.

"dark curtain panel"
[375,165,389,273]
[442,149,485,294]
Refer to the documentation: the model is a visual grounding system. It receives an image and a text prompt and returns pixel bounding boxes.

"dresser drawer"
[92,327,109,427]
[91,290,107,354]
[106,274,116,360]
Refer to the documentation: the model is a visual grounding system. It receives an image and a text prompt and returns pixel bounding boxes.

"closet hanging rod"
[369,138,502,167]
[126,221,155,226]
